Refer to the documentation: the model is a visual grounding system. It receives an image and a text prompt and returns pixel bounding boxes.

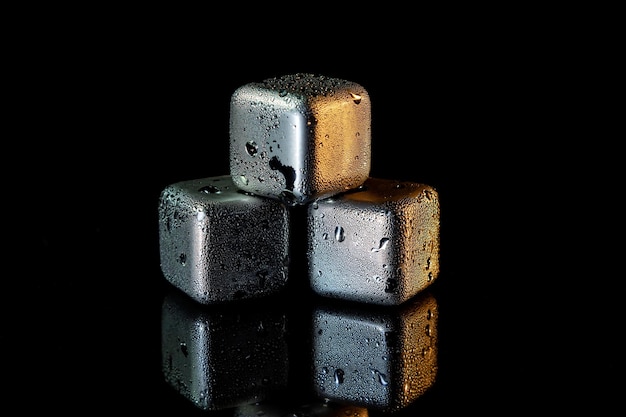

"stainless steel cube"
[161,290,289,411]
[307,177,440,305]
[158,175,290,304]
[311,291,438,412]
[229,73,371,206]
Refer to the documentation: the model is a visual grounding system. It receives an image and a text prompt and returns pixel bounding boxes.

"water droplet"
[180,342,188,357]
[385,278,398,293]
[239,175,249,186]
[350,92,362,104]
[278,89,288,97]
[199,185,221,194]
[257,270,268,288]
[334,369,345,384]
[335,226,345,242]
[178,253,186,266]
[371,237,390,252]
[245,140,258,156]
[371,369,389,386]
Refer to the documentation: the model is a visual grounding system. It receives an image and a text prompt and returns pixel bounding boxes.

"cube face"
[158,175,290,304]
[229,73,371,206]
[161,291,289,411]
[311,291,438,411]
[307,178,440,305]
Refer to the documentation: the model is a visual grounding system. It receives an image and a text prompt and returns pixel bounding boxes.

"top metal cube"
[229,73,371,205]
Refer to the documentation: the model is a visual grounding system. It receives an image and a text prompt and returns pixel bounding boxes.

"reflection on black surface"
[160,288,437,415]
[161,290,289,411]
[311,291,438,413]
[235,401,369,416]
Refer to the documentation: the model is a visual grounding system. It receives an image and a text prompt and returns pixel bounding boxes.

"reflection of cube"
[158,175,290,304]
[235,402,369,417]
[308,177,440,305]
[161,290,289,411]
[311,291,438,412]
[229,73,371,206]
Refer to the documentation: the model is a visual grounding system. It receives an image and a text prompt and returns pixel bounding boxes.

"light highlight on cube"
[229,73,371,206]
[307,177,440,306]
[158,175,290,304]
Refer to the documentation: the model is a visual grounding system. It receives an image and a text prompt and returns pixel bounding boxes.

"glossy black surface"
[9,16,599,414]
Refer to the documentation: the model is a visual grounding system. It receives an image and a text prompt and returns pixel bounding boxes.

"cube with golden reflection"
[308,177,440,306]
[311,291,438,412]
[229,73,371,206]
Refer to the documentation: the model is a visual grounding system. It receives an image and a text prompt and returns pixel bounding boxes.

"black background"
[6,8,610,414]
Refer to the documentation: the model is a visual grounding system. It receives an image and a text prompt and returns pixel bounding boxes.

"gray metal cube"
[161,290,289,411]
[158,175,290,304]
[311,291,438,412]
[229,73,371,206]
[307,177,440,305]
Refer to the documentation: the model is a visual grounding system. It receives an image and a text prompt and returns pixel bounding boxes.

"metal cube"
[311,291,438,412]
[307,177,440,305]
[161,290,289,411]
[229,73,371,206]
[158,175,290,304]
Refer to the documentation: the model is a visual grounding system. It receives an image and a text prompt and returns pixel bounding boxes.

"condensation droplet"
[245,141,258,156]
[350,92,362,104]
[371,369,389,386]
[199,185,221,194]
[239,175,249,186]
[178,253,186,266]
[385,278,398,293]
[335,226,345,242]
[334,369,345,384]
[371,237,390,252]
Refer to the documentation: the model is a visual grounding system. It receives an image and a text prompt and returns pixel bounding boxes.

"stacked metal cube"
[158,73,440,306]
